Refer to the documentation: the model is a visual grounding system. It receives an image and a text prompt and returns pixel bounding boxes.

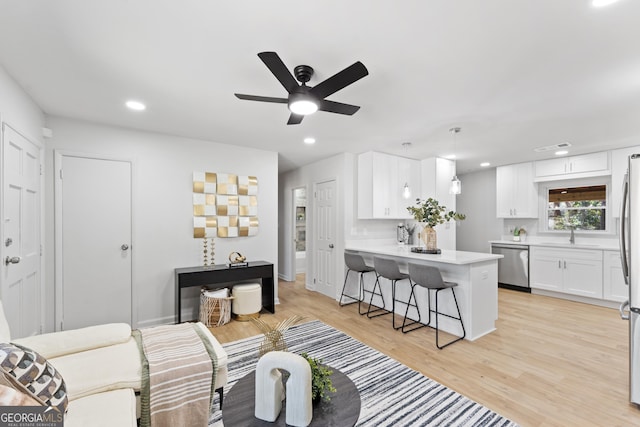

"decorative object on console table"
[228,251,248,267]
[407,197,465,252]
[210,236,215,265]
[203,237,209,266]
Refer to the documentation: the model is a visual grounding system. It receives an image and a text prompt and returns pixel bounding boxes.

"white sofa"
[0,303,228,427]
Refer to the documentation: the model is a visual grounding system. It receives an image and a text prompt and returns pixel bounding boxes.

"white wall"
[44,117,278,328]
[0,66,45,140]
[456,168,503,253]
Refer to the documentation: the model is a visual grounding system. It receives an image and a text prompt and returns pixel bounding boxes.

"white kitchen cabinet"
[496,162,538,218]
[534,152,609,181]
[603,250,628,302]
[358,151,420,219]
[530,246,603,298]
[611,146,640,217]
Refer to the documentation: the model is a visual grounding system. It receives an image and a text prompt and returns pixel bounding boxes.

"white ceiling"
[0,0,639,173]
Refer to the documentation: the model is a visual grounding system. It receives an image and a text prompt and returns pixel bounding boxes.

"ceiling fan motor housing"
[294,65,314,84]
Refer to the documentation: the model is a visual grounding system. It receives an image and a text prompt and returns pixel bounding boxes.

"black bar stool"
[339,252,376,315]
[404,263,466,349]
[369,257,411,330]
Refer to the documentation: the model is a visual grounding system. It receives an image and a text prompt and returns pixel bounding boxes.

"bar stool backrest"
[373,256,403,280]
[345,252,368,272]
[408,263,445,289]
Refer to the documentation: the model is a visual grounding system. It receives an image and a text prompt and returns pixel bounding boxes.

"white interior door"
[313,179,336,299]
[1,124,42,338]
[55,153,132,330]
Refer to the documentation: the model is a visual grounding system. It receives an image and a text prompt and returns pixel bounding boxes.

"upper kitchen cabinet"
[534,152,609,182]
[496,162,538,218]
[357,151,420,219]
[611,146,640,218]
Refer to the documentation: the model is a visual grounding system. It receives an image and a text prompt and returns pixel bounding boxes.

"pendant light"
[402,142,412,199]
[449,127,462,195]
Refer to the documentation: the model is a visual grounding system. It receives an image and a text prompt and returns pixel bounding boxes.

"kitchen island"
[344,242,503,341]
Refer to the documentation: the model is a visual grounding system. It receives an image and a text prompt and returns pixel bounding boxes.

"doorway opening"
[293,187,306,279]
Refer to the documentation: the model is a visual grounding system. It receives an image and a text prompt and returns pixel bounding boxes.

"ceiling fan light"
[289,99,318,115]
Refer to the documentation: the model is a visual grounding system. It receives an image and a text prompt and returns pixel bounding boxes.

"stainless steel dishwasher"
[490,243,530,292]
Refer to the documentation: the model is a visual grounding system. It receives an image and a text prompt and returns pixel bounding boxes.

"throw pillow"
[0,342,68,412]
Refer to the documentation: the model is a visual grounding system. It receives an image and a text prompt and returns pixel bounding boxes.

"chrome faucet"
[569,227,575,244]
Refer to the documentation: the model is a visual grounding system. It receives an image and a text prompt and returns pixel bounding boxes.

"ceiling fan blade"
[318,100,361,115]
[310,61,368,100]
[235,93,288,104]
[287,113,304,125]
[258,52,299,94]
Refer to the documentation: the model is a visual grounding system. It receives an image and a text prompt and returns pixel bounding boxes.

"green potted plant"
[300,352,336,402]
[513,227,526,242]
[406,198,465,250]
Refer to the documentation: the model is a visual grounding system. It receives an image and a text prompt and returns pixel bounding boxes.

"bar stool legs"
[366,274,391,318]
[404,263,466,349]
[402,284,465,348]
[434,287,466,349]
[339,253,376,315]
[339,267,374,315]
[401,282,428,333]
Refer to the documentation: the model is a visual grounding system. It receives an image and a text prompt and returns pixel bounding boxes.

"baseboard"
[136,315,176,328]
[278,272,293,281]
[531,289,620,309]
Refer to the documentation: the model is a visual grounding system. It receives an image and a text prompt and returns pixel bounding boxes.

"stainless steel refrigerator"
[620,153,640,406]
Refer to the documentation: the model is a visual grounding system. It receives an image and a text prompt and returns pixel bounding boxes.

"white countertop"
[345,243,502,265]
[489,239,619,251]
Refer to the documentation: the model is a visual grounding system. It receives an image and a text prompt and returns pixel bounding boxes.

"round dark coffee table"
[222,367,360,426]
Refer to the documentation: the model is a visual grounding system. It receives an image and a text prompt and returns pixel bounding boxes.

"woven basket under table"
[199,289,233,327]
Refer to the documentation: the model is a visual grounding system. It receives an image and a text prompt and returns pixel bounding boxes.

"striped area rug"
[209,320,518,427]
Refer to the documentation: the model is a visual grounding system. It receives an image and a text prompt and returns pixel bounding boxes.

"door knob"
[121,244,130,251]
[329,244,334,249]
[4,256,21,266]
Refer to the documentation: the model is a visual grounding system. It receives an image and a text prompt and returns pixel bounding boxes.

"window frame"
[538,177,613,235]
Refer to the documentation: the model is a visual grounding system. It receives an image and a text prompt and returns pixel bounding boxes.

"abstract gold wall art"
[193,172,259,238]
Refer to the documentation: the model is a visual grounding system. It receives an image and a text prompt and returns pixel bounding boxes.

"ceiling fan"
[234,51,368,125]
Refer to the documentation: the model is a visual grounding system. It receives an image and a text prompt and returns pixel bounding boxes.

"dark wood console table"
[174,261,275,323]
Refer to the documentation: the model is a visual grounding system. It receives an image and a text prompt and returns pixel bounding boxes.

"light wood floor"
[210,275,639,426]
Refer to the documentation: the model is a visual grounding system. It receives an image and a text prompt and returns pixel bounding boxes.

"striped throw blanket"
[134,323,217,427]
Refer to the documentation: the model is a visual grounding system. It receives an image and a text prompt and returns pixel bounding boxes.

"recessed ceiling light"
[125,100,146,111]
[555,150,569,156]
[480,162,491,167]
[592,0,620,8]
[303,137,316,145]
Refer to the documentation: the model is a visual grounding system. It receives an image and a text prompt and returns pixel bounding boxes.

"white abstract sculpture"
[255,351,313,427]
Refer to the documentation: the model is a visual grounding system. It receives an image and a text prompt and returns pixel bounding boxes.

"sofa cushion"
[13,323,131,359]
[65,388,136,427]
[49,337,141,401]
[0,342,68,412]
